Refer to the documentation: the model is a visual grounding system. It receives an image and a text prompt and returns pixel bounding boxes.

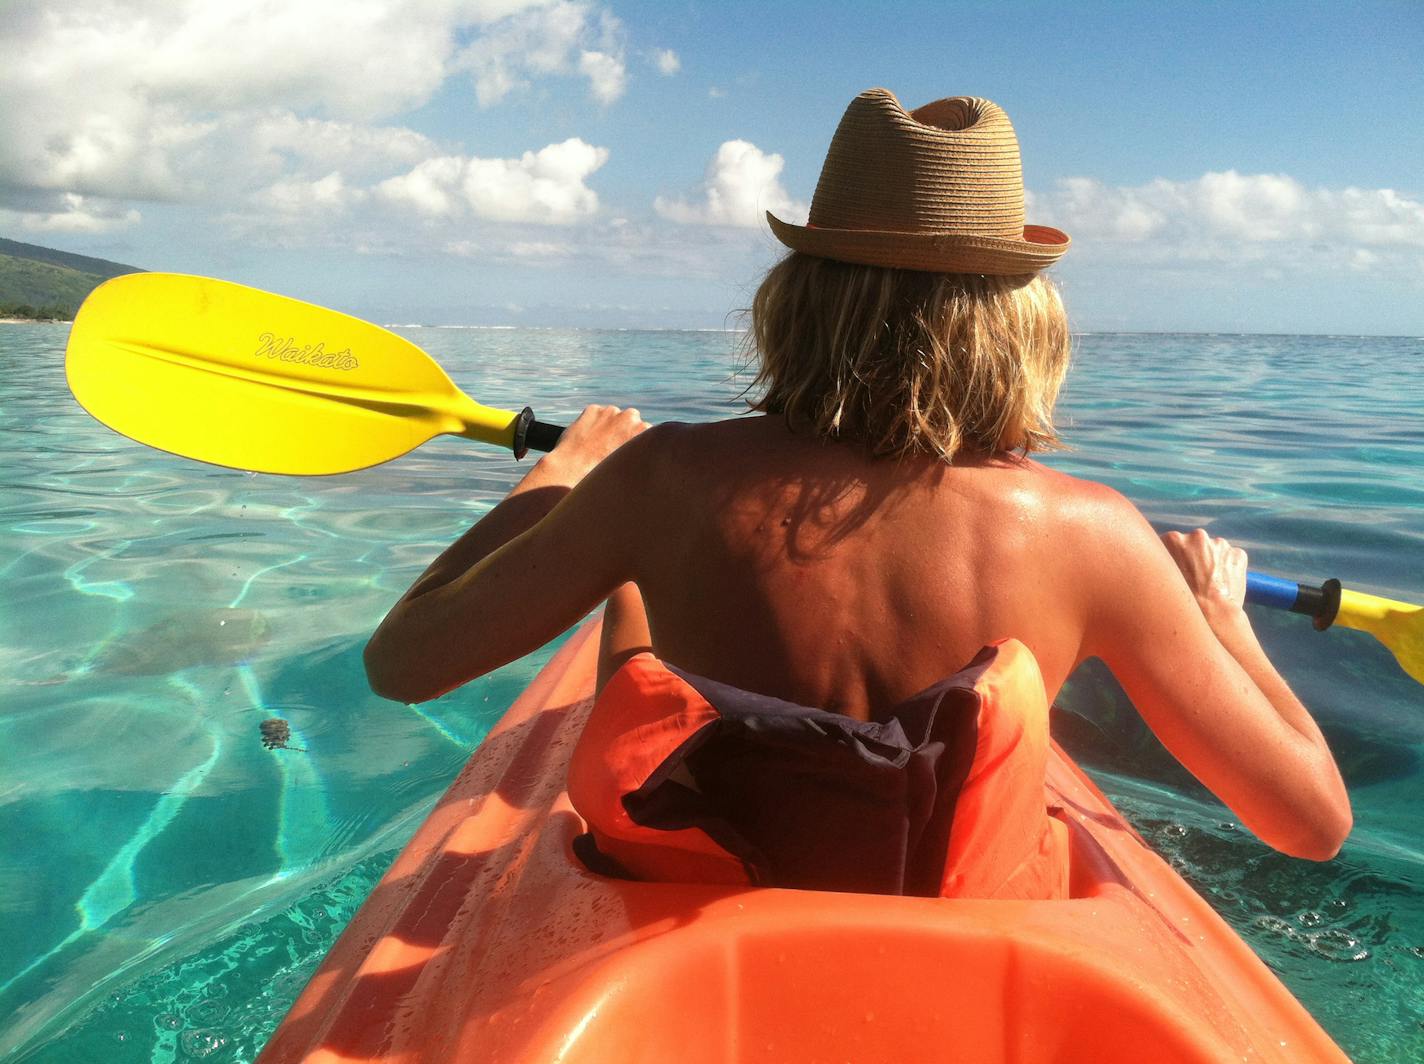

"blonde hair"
[745,253,1071,462]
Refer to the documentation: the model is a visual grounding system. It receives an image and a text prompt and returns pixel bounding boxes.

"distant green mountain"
[0,237,144,320]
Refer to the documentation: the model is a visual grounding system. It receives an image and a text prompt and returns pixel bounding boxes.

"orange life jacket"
[568,638,1068,899]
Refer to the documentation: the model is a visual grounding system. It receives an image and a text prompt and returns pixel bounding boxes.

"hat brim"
[766,212,1069,275]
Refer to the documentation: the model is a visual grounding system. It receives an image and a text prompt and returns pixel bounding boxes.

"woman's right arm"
[1078,490,1351,860]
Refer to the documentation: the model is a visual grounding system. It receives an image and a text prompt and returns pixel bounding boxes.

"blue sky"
[1,0,1420,333]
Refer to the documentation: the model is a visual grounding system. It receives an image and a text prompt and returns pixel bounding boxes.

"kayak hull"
[260,621,1348,1063]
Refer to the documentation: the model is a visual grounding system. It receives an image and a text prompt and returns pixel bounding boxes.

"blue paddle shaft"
[1245,571,1341,630]
[1246,571,1301,611]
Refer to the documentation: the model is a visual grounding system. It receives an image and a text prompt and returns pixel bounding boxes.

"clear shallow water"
[1,324,1420,1062]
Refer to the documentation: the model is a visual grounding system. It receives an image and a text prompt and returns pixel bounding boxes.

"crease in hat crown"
[767,88,1069,275]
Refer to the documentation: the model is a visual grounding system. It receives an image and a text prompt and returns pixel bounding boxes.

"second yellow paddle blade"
[1336,590,1424,686]
[65,273,523,475]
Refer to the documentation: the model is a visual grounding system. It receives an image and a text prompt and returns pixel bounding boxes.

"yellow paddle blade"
[1335,589,1424,686]
[66,273,524,475]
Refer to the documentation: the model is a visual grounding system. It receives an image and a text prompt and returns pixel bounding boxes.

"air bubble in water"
[186,999,229,1025]
[1254,915,1297,939]
[180,1028,229,1059]
[1307,929,1371,963]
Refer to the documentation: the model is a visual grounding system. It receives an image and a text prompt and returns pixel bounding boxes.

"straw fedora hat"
[767,88,1069,275]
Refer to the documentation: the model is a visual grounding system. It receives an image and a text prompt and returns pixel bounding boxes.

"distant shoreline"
[0,317,72,324]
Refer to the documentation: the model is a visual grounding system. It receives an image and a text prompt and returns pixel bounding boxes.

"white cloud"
[458,1,627,107]
[509,240,572,258]
[255,173,356,216]
[1033,171,1424,269]
[376,157,465,218]
[377,139,608,224]
[652,49,681,76]
[578,49,627,105]
[1350,249,1380,272]
[0,193,140,234]
[0,0,505,199]
[0,0,627,240]
[439,237,569,261]
[244,115,439,182]
[655,140,806,228]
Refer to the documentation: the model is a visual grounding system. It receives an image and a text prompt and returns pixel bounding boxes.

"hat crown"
[808,89,1026,238]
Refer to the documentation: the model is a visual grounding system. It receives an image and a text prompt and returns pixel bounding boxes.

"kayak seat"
[568,638,1069,900]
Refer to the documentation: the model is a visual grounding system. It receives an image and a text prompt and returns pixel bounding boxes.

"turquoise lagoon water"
[1,323,1420,1062]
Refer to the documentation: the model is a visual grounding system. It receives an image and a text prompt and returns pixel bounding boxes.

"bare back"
[629,415,1099,719]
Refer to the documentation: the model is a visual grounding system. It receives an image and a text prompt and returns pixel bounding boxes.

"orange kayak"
[260,621,1349,1063]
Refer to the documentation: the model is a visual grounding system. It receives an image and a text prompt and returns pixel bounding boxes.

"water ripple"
[2,326,1420,1063]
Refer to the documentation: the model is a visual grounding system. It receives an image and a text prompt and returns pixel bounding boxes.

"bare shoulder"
[584,419,693,490]
[1017,457,1121,503]
[1022,466,1205,660]
[1010,461,1167,594]
[568,420,714,546]
[614,417,770,480]
[1010,459,1144,534]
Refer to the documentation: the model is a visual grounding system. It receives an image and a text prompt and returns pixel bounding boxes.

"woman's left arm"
[364,406,653,703]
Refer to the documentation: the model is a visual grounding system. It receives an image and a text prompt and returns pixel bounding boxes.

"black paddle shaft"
[511,407,566,459]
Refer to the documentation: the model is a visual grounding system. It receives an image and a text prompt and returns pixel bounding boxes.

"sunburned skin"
[365,405,1352,862]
